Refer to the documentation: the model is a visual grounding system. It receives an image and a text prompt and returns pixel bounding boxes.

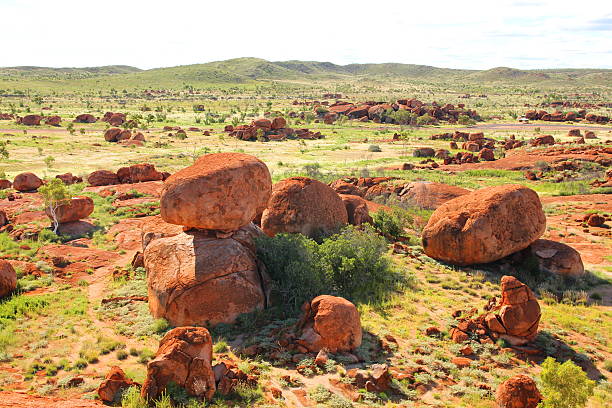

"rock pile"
[320,99,480,124]
[524,109,609,124]
[260,177,348,238]
[422,185,546,265]
[101,112,126,126]
[97,367,139,402]
[225,117,323,141]
[146,153,272,326]
[87,164,168,187]
[450,276,541,346]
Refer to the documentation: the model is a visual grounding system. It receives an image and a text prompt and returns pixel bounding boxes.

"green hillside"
[1,58,611,93]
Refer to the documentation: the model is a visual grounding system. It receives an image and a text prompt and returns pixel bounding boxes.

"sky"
[1,0,611,70]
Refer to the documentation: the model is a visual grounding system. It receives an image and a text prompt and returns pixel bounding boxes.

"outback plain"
[0,58,610,408]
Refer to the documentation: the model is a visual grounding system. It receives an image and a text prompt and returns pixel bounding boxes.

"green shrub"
[371,209,411,241]
[256,225,402,311]
[539,357,595,408]
[368,144,381,152]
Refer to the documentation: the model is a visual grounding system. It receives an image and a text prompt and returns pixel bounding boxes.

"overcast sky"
[1,0,611,70]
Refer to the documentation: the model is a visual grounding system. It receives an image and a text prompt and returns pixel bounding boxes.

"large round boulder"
[261,177,348,238]
[45,196,94,224]
[296,295,362,353]
[145,224,269,326]
[160,153,271,231]
[399,182,469,210]
[496,374,542,408]
[13,172,43,192]
[422,184,545,265]
[528,239,584,278]
[0,260,17,298]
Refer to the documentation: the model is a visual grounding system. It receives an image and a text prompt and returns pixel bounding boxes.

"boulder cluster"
[330,177,468,210]
[87,163,169,186]
[101,111,126,126]
[15,114,62,126]
[145,153,272,326]
[450,276,541,346]
[103,127,146,145]
[74,113,97,123]
[524,109,609,124]
[224,117,323,141]
[320,98,481,124]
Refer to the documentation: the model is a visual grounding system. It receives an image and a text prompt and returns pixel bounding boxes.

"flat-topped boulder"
[160,153,271,231]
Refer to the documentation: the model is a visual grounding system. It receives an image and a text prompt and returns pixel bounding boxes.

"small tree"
[539,357,595,408]
[39,178,70,234]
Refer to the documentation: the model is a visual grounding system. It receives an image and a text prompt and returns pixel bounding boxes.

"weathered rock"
[296,295,362,353]
[44,116,61,126]
[422,185,546,265]
[97,366,138,403]
[141,327,215,401]
[485,276,541,345]
[271,117,287,130]
[117,163,163,184]
[45,196,94,224]
[0,260,17,298]
[413,147,435,157]
[496,375,542,408]
[531,135,555,146]
[21,115,42,125]
[140,215,183,250]
[145,225,269,326]
[585,213,605,227]
[74,114,97,123]
[261,177,348,238]
[340,194,372,225]
[0,210,8,227]
[399,182,469,210]
[87,170,119,186]
[0,179,11,190]
[478,148,495,161]
[161,153,271,231]
[104,128,122,142]
[13,172,43,192]
[528,239,585,278]
[55,173,82,185]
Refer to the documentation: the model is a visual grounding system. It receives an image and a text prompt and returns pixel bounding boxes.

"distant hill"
[0,65,142,80]
[1,58,610,91]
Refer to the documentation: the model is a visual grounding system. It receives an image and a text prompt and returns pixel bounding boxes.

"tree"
[38,178,70,234]
[0,141,8,160]
[539,357,595,408]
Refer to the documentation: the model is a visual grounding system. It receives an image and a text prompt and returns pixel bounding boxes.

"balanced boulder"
[13,172,43,192]
[527,239,584,278]
[296,295,362,353]
[485,276,541,345]
[45,196,94,224]
[399,182,469,210]
[422,184,546,265]
[145,224,269,326]
[496,375,542,408]
[261,177,348,238]
[0,260,17,298]
[141,327,216,401]
[160,153,271,231]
